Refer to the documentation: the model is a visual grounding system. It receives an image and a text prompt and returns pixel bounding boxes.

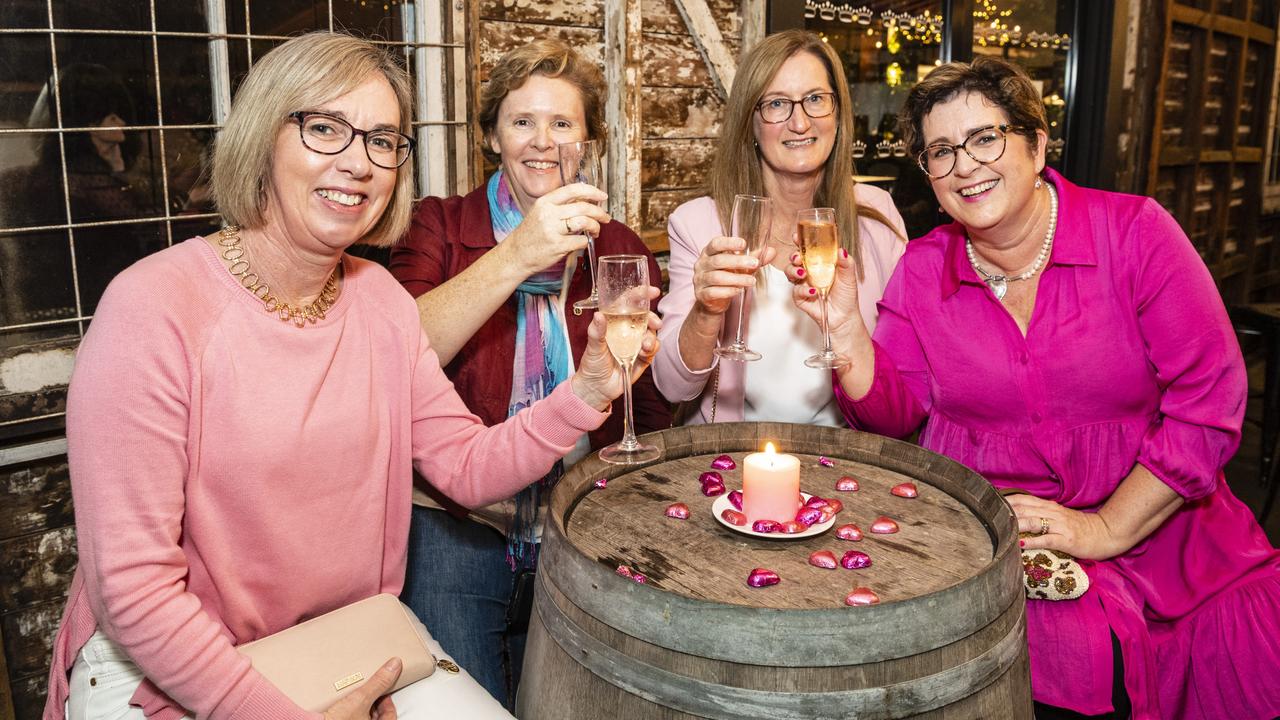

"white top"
[742,265,844,426]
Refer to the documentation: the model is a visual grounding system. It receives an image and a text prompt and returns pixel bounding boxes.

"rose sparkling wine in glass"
[598,255,660,465]
[798,207,850,369]
[558,139,604,312]
[714,194,772,362]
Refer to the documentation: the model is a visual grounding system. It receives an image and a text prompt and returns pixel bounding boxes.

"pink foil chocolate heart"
[711,455,737,470]
[779,520,807,534]
[795,506,823,526]
[823,498,844,514]
[699,471,724,486]
[728,490,743,511]
[818,456,835,467]
[835,476,859,492]
[616,565,633,578]
[701,482,726,497]
[818,507,837,523]
[721,508,747,526]
[804,496,830,510]
[752,519,781,533]
[891,482,919,498]
[632,573,648,584]
[870,516,899,534]
[809,550,838,569]
[664,503,690,519]
[844,587,880,606]
[835,524,864,541]
[747,568,780,588]
[593,477,608,489]
[840,550,872,569]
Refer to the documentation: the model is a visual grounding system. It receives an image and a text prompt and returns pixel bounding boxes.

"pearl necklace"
[217,226,340,327]
[965,183,1058,301]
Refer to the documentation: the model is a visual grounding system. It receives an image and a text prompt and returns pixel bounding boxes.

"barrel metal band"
[535,579,1026,720]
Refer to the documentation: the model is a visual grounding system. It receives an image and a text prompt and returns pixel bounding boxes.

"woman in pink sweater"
[43,32,658,720]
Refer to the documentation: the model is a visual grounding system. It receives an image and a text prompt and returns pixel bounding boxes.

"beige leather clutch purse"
[238,593,436,712]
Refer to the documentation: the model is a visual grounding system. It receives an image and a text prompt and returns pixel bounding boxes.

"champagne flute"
[798,207,850,369]
[714,194,772,363]
[558,140,604,312]
[597,254,660,465]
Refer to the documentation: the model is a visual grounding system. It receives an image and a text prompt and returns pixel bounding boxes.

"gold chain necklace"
[217,226,340,328]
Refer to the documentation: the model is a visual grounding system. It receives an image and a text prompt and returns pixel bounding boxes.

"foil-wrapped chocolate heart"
[593,477,608,489]
[890,482,918,498]
[804,496,830,510]
[870,516,900,534]
[616,565,633,578]
[779,520,807,534]
[752,519,781,533]
[835,524,864,541]
[701,482,726,497]
[835,476,859,492]
[664,503,690,519]
[721,508,747,526]
[844,587,880,606]
[818,456,835,467]
[818,506,838,523]
[809,550,838,569]
[699,471,724,486]
[747,568,780,588]
[728,490,743,511]
[632,573,648,584]
[840,550,872,569]
[823,498,844,514]
[795,506,824,526]
[711,455,737,470]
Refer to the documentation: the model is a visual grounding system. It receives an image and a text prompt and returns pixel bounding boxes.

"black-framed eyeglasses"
[755,92,837,124]
[289,111,415,169]
[916,124,1027,179]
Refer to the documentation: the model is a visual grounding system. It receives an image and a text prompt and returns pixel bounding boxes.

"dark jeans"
[399,506,533,711]
[1034,631,1131,719]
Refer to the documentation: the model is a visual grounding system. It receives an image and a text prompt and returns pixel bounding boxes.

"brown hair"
[899,56,1048,161]
[211,31,415,248]
[706,30,902,276]
[477,39,606,163]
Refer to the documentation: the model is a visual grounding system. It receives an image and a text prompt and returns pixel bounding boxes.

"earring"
[1034,177,1043,189]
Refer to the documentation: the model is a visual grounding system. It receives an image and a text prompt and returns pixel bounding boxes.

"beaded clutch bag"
[1018,534,1090,600]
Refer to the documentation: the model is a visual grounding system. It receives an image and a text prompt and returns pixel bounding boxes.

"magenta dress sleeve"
[834,265,929,439]
[1128,200,1247,500]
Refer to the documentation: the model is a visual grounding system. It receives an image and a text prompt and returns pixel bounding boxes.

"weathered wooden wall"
[478,0,747,253]
[0,455,75,720]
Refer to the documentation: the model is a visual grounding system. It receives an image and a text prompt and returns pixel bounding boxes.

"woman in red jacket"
[388,39,669,710]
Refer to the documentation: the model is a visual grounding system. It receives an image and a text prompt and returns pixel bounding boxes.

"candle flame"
[764,442,777,455]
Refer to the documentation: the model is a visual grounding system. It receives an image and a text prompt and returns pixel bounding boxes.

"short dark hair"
[899,56,1047,160]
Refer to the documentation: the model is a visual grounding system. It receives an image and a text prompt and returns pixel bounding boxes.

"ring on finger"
[1037,517,1050,536]
[565,218,574,234]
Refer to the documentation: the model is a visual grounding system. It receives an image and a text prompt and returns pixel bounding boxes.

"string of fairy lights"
[803,0,1072,51]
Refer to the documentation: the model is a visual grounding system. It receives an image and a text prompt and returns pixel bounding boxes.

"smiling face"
[753,51,838,185]
[487,74,588,212]
[265,73,400,253]
[921,90,1046,237]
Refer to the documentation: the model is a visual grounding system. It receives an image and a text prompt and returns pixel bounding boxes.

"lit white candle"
[741,442,801,524]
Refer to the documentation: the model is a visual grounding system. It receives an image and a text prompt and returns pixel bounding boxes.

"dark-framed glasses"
[755,92,837,124]
[289,111,415,169]
[916,124,1027,179]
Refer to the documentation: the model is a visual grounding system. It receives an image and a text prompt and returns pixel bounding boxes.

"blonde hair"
[477,39,606,163]
[707,30,902,276]
[211,31,414,248]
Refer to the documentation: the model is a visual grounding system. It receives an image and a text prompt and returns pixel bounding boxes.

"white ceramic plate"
[711,491,835,540]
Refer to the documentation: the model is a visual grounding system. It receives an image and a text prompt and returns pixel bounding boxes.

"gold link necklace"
[217,226,340,328]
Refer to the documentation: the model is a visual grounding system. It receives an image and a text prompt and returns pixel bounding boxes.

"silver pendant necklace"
[966,183,1058,301]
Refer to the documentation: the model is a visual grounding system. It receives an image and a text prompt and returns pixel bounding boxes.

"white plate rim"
[710,491,835,540]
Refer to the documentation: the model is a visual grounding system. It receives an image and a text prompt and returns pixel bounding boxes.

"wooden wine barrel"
[516,423,1031,720]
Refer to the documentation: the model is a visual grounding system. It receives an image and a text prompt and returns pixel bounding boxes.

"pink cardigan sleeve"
[66,276,317,720]
[408,326,609,508]
[1129,199,1246,500]
[652,198,718,403]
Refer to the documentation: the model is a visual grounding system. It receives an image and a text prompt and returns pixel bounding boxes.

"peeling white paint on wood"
[0,347,75,394]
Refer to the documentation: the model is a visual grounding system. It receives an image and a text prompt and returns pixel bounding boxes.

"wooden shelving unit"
[1147,0,1277,303]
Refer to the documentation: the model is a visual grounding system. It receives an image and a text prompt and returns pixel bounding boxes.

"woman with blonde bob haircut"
[653,29,906,426]
[43,31,658,720]
[389,37,667,708]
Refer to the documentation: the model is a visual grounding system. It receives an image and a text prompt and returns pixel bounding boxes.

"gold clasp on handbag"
[436,659,460,675]
[334,672,365,691]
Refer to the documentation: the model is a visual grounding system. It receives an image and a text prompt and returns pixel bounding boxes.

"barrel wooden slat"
[520,424,1032,719]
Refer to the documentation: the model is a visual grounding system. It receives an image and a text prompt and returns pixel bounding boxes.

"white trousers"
[66,609,515,719]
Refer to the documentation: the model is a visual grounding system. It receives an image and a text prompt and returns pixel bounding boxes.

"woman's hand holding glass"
[785,245,877,394]
[503,182,609,276]
[570,286,662,412]
[692,237,777,316]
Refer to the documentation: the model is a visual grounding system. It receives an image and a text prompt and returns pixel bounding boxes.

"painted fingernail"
[808,287,817,296]
[842,248,849,259]
[1019,539,1025,548]
[796,268,806,277]
[791,253,799,263]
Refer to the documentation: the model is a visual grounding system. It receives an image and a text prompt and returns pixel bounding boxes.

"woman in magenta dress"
[788,56,1280,719]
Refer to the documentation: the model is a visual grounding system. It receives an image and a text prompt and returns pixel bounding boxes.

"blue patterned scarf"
[488,170,571,570]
